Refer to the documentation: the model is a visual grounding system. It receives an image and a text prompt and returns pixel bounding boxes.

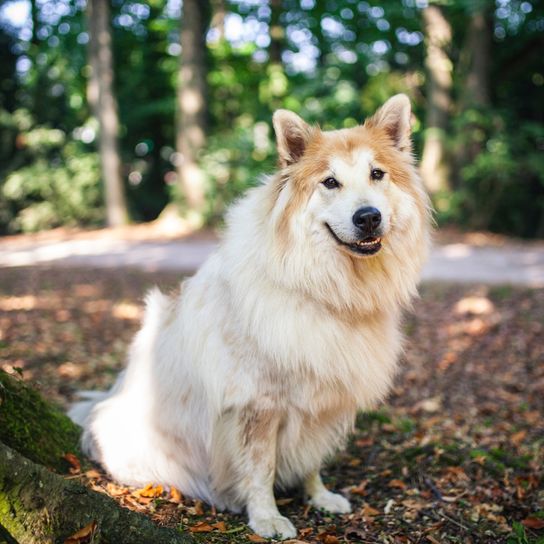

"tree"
[176,0,210,223]
[420,5,452,194]
[86,0,129,227]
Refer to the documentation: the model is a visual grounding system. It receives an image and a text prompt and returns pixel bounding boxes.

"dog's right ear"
[272,110,312,167]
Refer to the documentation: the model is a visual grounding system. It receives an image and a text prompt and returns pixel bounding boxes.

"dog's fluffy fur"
[70,95,431,539]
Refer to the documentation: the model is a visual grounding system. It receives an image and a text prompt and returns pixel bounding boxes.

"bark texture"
[420,5,452,194]
[176,0,209,220]
[87,0,129,227]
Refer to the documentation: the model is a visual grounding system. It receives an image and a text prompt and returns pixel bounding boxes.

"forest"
[0,0,543,238]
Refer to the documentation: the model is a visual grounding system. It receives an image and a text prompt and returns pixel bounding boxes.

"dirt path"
[1,229,543,286]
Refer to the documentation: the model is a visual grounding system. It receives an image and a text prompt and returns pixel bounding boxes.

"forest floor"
[0,265,543,544]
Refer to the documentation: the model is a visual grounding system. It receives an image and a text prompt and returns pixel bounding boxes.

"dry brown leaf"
[351,480,369,496]
[85,469,102,479]
[193,499,205,515]
[247,534,267,542]
[134,483,163,498]
[362,503,380,518]
[388,479,407,489]
[169,486,183,503]
[211,521,227,532]
[511,430,527,447]
[63,521,97,544]
[63,452,81,473]
[521,517,544,530]
[189,521,214,533]
[106,482,129,496]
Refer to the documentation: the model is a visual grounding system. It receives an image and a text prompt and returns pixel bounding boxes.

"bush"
[0,110,103,233]
[437,109,544,238]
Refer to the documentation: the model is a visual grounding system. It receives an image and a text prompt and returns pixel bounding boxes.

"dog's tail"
[68,370,126,427]
[68,390,109,427]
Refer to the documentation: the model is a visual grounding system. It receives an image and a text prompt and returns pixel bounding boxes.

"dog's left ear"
[273,109,313,167]
[366,94,412,152]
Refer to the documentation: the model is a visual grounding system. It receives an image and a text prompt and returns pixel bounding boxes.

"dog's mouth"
[325,223,382,256]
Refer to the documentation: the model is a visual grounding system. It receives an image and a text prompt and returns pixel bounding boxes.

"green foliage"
[0,111,102,233]
[437,109,544,237]
[0,0,542,236]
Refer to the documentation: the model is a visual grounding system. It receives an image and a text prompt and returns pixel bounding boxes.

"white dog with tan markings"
[70,94,431,540]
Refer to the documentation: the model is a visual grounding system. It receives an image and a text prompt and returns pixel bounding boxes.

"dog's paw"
[309,490,352,514]
[249,515,297,540]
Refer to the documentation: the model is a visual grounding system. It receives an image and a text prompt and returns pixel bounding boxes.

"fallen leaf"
[106,482,129,496]
[85,469,102,479]
[64,521,97,544]
[351,479,369,496]
[170,486,183,503]
[193,499,205,515]
[189,521,214,533]
[388,479,407,489]
[521,517,544,530]
[248,534,267,542]
[134,483,163,498]
[63,452,81,473]
[511,430,527,447]
[362,503,380,518]
[211,521,227,532]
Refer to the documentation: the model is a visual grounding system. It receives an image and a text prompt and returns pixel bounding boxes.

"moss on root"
[0,370,82,472]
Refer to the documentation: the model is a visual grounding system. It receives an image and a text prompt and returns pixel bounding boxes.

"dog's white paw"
[309,490,352,514]
[249,515,297,540]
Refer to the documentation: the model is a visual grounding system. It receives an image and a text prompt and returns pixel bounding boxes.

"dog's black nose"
[352,207,381,234]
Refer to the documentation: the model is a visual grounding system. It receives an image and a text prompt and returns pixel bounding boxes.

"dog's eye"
[370,168,385,181]
[322,177,340,189]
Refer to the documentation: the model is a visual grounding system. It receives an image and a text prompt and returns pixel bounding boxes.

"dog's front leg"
[304,470,351,514]
[238,408,297,540]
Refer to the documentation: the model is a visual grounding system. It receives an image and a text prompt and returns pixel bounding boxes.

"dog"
[69,94,431,540]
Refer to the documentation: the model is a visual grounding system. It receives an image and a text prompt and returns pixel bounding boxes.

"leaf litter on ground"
[1,267,543,543]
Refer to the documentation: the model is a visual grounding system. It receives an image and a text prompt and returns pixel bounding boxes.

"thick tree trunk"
[87,0,129,227]
[461,8,492,108]
[269,0,284,65]
[454,6,493,182]
[176,0,209,222]
[0,371,191,543]
[420,5,452,194]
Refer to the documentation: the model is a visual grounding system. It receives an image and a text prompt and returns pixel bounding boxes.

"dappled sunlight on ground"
[0,267,543,543]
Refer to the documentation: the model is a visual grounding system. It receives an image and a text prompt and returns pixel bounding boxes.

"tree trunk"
[210,0,226,41]
[453,5,493,182]
[176,0,209,222]
[86,0,129,227]
[461,8,492,109]
[269,0,284,65]
[0,371,192,543]
[420,5,452,194]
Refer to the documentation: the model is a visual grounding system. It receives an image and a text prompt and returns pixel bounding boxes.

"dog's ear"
[366,94,412,152]
[273,110,312,167]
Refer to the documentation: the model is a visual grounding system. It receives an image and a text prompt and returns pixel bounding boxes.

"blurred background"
[0,0,542,237]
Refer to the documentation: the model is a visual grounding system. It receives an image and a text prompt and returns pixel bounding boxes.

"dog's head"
[271,95,429,260]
